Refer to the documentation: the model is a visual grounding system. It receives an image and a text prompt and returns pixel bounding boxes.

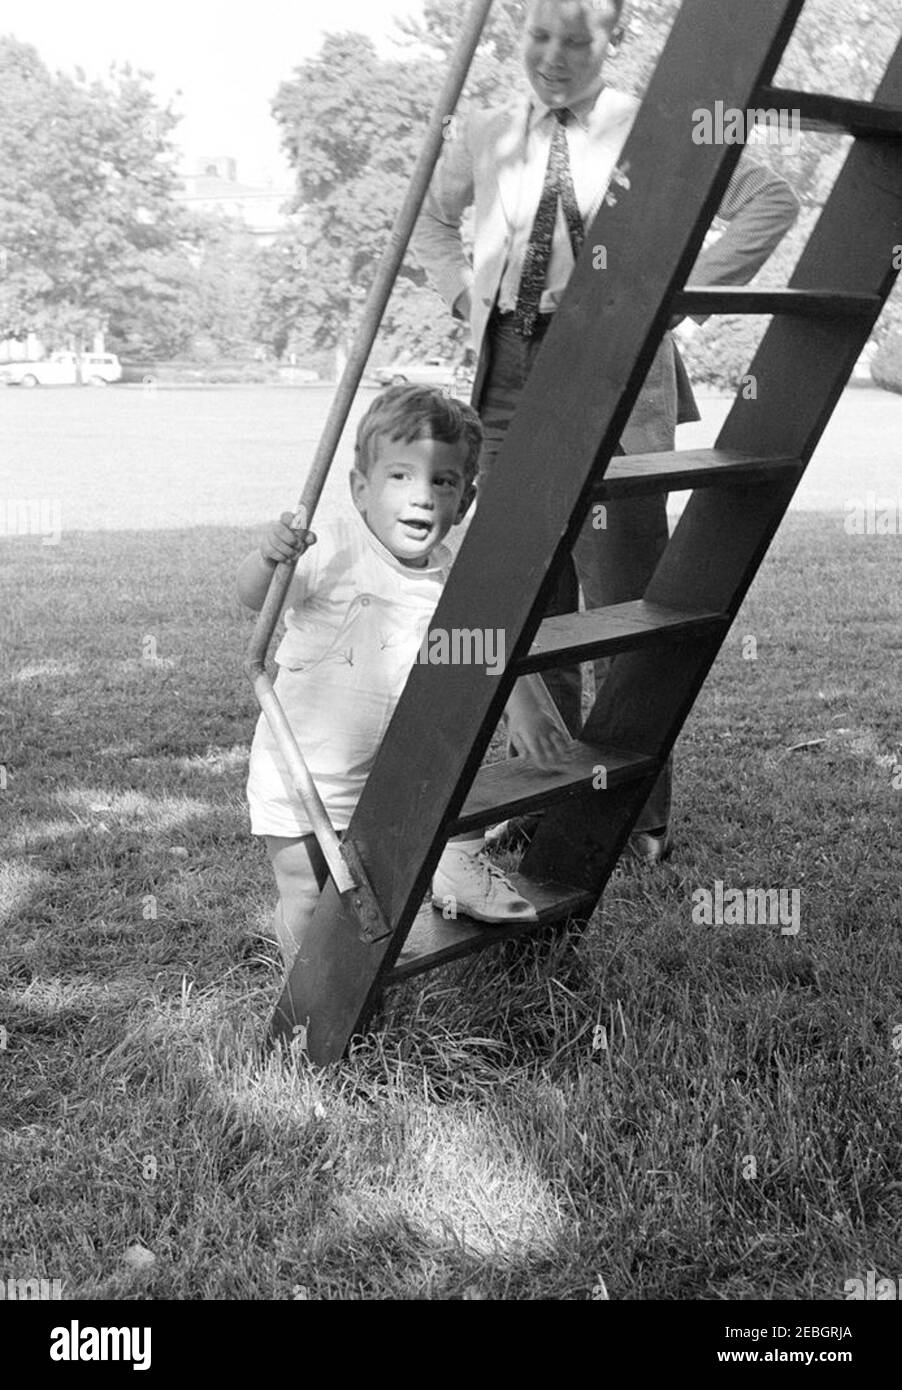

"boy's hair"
[354,383,483,485]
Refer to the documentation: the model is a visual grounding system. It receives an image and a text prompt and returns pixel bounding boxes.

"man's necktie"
[513,108,586,338]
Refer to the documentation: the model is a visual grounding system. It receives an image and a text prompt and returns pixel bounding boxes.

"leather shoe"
[625,827,673,865]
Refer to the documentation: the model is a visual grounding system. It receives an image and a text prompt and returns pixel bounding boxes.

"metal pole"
[244,0,495,902]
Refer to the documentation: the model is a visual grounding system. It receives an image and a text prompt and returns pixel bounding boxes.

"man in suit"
[413,0,800,861]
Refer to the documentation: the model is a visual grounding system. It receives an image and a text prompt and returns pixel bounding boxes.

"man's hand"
[506,674,574,772]
[260,512,317,565]
[509,713,573,771]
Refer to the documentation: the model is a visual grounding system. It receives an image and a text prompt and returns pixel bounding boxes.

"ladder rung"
[595,447,802,499]
[450,742,655,836]
[757,85,902,137]
[516,600,728,675]
[673,287,879,318]
[388,873,596,982]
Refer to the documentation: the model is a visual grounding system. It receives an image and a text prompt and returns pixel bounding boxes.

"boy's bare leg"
[265,834,328,971]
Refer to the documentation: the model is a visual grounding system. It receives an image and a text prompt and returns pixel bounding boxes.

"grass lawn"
[1,512,900,1300]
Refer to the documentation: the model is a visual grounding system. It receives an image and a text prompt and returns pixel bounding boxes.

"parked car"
[118,359,166,385]
[0,352,122,387]
[374,354,475,399]
[375,355,458,387]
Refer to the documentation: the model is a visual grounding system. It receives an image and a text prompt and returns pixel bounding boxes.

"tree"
[101,246,198,360]
[103,215,267,362]
[0,36,190,362]
[260,32,440,360]
[175,215,265,360]
[256,235,311,361]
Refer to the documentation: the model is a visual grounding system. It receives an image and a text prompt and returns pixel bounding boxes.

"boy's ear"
[455,481,477,523]
[349,468,368,513]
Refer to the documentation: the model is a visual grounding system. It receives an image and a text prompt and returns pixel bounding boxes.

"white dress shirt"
[498,86,630,315]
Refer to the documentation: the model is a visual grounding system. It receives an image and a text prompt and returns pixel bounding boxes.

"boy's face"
[522,0,619,110]
[350,435,476,568]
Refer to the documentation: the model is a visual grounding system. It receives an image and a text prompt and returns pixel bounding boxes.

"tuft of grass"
[1,514,900,1300]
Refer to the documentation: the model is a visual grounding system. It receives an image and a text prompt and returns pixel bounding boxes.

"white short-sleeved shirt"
[498,88,636,316]
[247,507,452,837]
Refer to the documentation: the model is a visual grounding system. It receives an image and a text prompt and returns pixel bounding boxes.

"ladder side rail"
[524,36,902,889]
[716,38,902,465]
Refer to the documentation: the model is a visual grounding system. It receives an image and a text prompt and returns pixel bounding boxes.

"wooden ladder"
[270,0,902,1063]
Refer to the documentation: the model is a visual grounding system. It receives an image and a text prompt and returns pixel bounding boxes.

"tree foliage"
[259,6,537,360]
[261,32,442,358]
[103,214,266,361]
[0,35,190,351]
[0,35,270,362]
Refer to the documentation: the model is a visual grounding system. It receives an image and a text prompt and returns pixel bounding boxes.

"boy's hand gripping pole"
[243,0,496,945]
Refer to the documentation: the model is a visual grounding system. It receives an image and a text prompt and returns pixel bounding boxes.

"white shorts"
[246,668,383,838]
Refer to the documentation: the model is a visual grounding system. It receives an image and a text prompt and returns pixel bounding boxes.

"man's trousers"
[472,309,673,833]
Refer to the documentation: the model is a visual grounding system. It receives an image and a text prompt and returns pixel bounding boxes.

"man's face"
[522,0,620,109]
[350,436,475,568]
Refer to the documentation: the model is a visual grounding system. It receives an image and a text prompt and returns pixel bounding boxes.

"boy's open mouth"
[400,518,432,534]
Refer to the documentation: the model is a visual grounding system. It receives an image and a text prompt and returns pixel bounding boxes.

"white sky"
[1,0,426,184]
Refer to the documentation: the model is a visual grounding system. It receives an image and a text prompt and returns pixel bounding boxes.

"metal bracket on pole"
[339,840,394,945]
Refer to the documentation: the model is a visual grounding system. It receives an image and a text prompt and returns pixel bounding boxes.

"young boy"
[238,384,571,968]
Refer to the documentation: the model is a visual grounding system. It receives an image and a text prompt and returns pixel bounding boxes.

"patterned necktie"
[513,108,586,338]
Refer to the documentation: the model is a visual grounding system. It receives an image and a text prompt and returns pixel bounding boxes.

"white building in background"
[174,155,295,245]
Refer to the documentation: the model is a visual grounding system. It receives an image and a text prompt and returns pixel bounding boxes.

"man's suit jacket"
[413,86,801,454]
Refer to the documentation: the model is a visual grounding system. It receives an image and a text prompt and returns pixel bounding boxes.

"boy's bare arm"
[237,513,316,612]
